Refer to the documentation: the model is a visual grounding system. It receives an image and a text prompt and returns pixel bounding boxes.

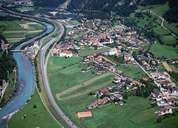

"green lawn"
[9,91,61,128]
[58,96,159,128]
[57,73,113,101]
[150,43,178,59]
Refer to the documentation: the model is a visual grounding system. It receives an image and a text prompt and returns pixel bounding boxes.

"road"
[133,56,162,88]
[39,21,78,128]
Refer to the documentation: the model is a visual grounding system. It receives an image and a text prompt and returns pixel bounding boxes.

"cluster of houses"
[84,53,144,109]
[103,47,121,56]
[113,75,143,91]
[111,25,147,50]
[124,53,136,65]
[60,19,143,66]
[150,72,178,116]
[51,41,80,58]
[88,73,144,110]
[24,41,40,60]
[88,87,123,110]
[134,52,178,117]
[135,52,158,71]
[80,21,147,51]
[65,19,148,54]
[83,55,117,74]
[82,32,114,48]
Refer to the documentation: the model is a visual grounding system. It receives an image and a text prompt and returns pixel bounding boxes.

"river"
[0,22,54,128]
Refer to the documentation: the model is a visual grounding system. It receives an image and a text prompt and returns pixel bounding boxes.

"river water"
[0,22,54,128]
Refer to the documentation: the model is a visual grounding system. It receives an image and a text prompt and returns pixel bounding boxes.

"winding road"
[39,21,78,128]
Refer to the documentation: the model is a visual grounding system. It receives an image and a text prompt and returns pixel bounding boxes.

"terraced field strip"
[56,73,112,100]
[80,47,111,57]
[7,37,25,42]
[3,30,43,34]
[59,81,112,101]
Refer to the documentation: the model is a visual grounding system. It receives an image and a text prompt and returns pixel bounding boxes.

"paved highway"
[39,22,78,128]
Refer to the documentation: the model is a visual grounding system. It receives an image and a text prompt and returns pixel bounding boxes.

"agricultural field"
[8,92,61,128]
[0,20,44,44]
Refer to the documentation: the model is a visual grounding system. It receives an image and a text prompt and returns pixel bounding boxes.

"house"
[88,97,110,110]
[124,54,135,64]
[59,50,73,57]
[98,32,113,44]
[159,107,173,116]
[51,42,79,57]
[103,48,120,56]
[109,92,123,101]
[96,87,111,97]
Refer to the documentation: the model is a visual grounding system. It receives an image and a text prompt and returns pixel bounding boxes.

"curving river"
[0,22,54,128]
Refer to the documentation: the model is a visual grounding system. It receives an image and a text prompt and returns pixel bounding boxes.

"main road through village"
[0,7,77,128]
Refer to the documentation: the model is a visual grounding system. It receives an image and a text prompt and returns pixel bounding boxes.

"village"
[131,50,178,117]
[50,18,178,119]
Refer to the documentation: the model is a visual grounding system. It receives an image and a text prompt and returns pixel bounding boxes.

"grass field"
[48,56,97,94]
[0,20,44,44]
[56,73,113,100]
[9,91,61,128]
[79,47,110,57]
